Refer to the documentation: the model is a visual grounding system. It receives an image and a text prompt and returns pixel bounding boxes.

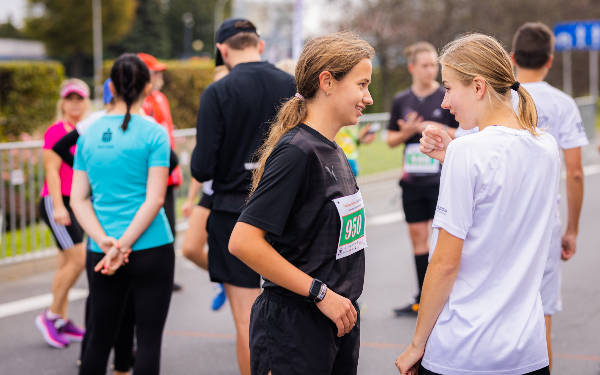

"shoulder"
[536,131,560,155]
[44,121,64,135]
[393,89,412,102]
[528,82,579,113]
[132,115,168,137]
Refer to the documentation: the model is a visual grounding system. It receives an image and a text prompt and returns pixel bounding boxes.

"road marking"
[0,288,87,319]
[368,211,405,226]
[583,164,600,176]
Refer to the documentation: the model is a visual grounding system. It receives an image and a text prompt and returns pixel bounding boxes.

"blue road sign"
[554,20,600,51]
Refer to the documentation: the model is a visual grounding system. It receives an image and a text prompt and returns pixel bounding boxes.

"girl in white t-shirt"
[395,33,560,375]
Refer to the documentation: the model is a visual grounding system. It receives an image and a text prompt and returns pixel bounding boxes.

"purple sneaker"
[35,312,69,349]
[57,318,85,343]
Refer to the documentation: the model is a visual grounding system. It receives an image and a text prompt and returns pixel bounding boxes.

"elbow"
[228,228,246,260]
[567,169,584,183]
[430,259,460,279]
[154,196,165,209]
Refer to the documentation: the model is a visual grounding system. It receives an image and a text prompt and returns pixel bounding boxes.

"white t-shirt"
[422,126,560,375]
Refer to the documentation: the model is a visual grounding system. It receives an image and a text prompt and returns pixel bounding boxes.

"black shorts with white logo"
[400,180,439,224]
[39,195,84,250]
[207,210,260,288]
[250,288,360,375]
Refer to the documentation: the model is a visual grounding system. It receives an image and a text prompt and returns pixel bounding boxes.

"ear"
[510,52,516,66]
[216,43,228,60]
[318,70,334,96]
[143,82,153,96]
[472,76,487,100]
[545,54,554,69]
[108,81,116,97]
[407,63,414,75]
[257,40,265,54]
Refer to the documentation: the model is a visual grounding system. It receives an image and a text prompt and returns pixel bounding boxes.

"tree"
[108,0,170,58]
[25,0,136,76]
[0,19,27,39]
[336,0,600,107]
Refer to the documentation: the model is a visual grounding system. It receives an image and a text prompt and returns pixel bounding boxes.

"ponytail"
[514,85,538,135]
[250,96,306,195]
[110,53,150,132]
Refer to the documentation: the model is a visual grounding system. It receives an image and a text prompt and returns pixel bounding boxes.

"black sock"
[414,253,429,303]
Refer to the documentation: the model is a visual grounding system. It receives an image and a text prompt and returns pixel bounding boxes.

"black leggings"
[79,244,174,375]
[419,364,550,375]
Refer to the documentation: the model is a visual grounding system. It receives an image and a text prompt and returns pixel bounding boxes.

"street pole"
[92,0,103,106]
[563,50,573,96]
[292,0,303,61]
[590,50,598,102]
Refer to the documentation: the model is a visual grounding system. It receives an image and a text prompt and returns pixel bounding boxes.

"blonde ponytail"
[514,84,538,135]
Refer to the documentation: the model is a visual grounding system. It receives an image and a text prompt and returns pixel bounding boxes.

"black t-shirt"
[191,61,296,213]
[238,124,366,302]
[387,86,458,185]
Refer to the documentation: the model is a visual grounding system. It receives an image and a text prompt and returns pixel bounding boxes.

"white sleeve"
[558,98,588,149]
[432,141,475,239]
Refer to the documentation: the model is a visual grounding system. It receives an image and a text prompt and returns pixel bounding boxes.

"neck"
[63,115,80,125]
[477,101,521,131]
[515,67,547,83]
[411,80,439,97]
[304,101,343,141]
[227,49,262,68]
[110,100,144,116]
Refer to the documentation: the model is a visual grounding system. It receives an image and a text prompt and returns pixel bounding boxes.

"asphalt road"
[1,156,599,375]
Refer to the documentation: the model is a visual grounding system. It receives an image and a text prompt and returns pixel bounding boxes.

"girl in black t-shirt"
[229,32,375,375]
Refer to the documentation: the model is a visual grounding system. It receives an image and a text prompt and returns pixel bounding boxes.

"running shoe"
[35,311,70,349]
[211,283,227,311]
[57,318,85,342]
[393,303,419,317]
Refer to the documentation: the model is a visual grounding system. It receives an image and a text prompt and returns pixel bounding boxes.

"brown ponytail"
[440,33,538,135]
[250,32,374,195]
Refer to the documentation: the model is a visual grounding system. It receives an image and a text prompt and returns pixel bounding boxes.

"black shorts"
[400,180,439,223]
[197,193,213,209]
[250,289,360,375]
[206,210,260,288]
[39,195,84,250]
[419,364,550,375]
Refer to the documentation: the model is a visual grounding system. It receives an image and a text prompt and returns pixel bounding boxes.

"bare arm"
[70,170,109,244]
[387,113,422,148]
[229,222,358,337]
[118,166,169,250]
[182,178,202,218]
[43,150,71,226]
[395,229,463,374]
[561,147,584,261]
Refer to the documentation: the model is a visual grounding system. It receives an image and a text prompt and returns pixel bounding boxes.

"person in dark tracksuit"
[229,32,375,375]
[190,18,296,375]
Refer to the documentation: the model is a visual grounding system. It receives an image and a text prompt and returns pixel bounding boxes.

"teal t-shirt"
[74,114,174,252]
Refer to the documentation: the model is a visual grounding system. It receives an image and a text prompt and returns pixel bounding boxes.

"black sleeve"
[169,150,179,174]
[191,86,223,182]
[51,129,79,167]
[238,144,308,236]
[387,96,401,131]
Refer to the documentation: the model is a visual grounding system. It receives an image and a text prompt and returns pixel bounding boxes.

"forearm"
[46,170,65,209]
[186,178,202,202]
[411,260,460,349]
[565,172,584,233]
[387,130,413,148]
[119,200,165,249]
[70,198,107,247]
[230,223,313,296]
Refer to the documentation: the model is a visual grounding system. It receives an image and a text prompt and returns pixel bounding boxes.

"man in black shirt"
[387,41,458,317]
[190,18,295,375]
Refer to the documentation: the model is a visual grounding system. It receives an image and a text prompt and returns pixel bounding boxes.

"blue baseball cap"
[103,78,113,105]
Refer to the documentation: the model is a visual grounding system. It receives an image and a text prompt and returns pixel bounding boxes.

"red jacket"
[143,90,182,186]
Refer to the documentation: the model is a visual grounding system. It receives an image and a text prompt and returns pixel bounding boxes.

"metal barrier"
[0,104,595,265]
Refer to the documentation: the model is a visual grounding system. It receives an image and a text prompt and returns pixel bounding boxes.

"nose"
[364,89,374,106]
[441,92,450,110]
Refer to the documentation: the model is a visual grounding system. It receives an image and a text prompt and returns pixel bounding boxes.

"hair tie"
[294,92,304,100]
[510,81,520,91]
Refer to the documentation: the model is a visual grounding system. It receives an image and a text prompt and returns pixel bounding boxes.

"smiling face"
[331,58,374,126]
[440,66,481,129]
[410,51,439,86]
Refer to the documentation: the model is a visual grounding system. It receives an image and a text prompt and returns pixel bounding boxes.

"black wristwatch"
[309,278,328,303]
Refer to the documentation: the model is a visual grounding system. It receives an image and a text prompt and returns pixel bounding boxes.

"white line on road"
[368,211,405,226]
[0,288,88,319]
[583,164,600,176]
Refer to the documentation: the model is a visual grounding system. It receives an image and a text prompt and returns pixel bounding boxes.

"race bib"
[333,190,367,260]
[403,143,440,174]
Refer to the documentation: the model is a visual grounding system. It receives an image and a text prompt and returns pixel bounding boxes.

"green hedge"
[104,58,214,128]
[0,61,65,139]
